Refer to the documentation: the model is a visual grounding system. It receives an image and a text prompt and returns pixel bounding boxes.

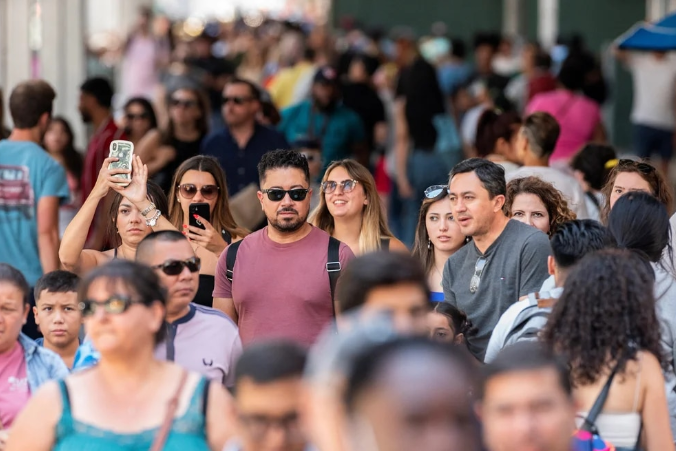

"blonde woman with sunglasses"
[310,159,407,255]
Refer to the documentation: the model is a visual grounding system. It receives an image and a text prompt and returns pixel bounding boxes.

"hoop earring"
[428,239,432,250]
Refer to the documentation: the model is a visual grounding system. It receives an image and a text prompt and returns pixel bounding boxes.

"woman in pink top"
[526,57,606,163]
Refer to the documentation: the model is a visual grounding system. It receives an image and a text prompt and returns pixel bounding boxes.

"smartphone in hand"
[189,203,211,230]
[108,140,134,187]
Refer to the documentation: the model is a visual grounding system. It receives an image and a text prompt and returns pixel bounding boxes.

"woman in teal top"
[6,260,233,451]
[412,185,468,302]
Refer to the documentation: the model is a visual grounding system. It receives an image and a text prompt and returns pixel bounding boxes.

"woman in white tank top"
[542,249,675,451]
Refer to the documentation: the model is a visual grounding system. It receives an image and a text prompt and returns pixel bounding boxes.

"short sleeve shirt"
[0,140,69,285]
[213,226,355,346]
[0,341,30,428]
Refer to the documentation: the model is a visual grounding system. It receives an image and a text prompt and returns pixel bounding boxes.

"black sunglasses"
[125,112,149,121]
[79,295,142,317]
[170,98,198,108]
[424,185,449,198]
[178,184,219,200]
[152,257,201,276]
[222,96,254,105]
[261,188,309,202]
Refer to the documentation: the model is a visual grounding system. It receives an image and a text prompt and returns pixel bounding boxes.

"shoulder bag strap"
[225,240,244,282]
[150,370,189,451]
[580,360,623,433]
[380,237,390,251]
[327,237,342,317]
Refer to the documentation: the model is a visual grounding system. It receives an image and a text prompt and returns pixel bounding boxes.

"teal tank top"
[54,377,212,451]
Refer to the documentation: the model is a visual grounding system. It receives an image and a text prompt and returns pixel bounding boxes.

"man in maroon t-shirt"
[214,150,354,346]
[78,78,126,250]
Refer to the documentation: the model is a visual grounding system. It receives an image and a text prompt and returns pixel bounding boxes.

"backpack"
[502,288,562,348]
[225,236,342,316]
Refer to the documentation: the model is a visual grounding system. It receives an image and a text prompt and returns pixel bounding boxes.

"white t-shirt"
[628,52,676,131]
[507,166,590,220]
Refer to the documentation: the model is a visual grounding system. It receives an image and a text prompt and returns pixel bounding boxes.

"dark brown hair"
[474,109,521,158]
[9,80,56,129]
[162,87,209,145]
[168,156,248,240]
[504,177,576,236]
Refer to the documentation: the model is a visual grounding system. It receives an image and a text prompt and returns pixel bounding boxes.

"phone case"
[108,140,134,187]
[189,203,210,230]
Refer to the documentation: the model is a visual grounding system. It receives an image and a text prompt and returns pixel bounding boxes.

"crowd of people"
[2,9,676,451]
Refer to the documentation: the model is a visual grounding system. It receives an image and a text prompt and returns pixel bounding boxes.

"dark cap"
[313,66,339,85]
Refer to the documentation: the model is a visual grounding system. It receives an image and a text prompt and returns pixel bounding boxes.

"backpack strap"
[580,360,623,433]
[380,237,390,251]
[327,237,342,316]
[225,240,244,282]
[504,308,549,344]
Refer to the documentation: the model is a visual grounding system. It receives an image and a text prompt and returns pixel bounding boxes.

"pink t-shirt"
[214,226,354,347]
[0,342,30,428]
[526,89,601,162]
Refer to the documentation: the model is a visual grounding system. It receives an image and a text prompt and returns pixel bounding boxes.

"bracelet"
[140,203,156,217]
[145,209,162,227]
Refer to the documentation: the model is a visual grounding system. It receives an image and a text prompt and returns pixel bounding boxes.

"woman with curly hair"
[542,249,675,451]
[504,176,576,237]
[601,158,672,223]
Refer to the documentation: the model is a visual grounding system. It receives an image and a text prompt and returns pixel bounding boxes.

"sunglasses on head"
[618,159,656,175]
[178,184,219,200]
[79,295,142,317]
[261,188,309,202]
[125,112,149,121]
[424,185,449,198]
[152,257,201,276]
[170,98,198,108]
[222,96,254,105]
[321,180,358,194]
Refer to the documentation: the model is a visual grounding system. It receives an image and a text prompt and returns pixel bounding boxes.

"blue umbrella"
[656,11,676,28]
[617,22,676,51]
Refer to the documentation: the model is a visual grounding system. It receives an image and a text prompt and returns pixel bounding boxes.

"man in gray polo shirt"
[137,230,243,387]
[443,158,550,361]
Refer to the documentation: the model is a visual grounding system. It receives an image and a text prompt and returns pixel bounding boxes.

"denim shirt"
[18,333,69,392]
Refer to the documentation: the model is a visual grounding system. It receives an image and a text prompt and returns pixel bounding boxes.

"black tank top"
[192,229,232,308]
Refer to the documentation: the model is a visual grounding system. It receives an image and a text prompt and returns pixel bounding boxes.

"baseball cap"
[313,66,339,85]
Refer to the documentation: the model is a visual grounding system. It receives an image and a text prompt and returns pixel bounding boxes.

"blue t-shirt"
[278,100,365,171]
[0,140,69,285]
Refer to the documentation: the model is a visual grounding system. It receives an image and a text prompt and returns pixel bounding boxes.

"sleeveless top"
[576,357,643,450]
[193,229,232,308]
[54,377,211,451]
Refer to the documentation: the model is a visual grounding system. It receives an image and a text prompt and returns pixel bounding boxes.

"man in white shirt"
[616,49,676,175]
[508,112,589,219]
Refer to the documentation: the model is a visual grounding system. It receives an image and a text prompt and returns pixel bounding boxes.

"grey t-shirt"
[442,220,551,360]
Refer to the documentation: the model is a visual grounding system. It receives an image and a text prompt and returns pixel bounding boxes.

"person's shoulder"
[203,128,230,146]
[506,219,548,241]
[256,123,288,142]
[282,100,309,115]
[193,304,238,330]
[448,243,472,264]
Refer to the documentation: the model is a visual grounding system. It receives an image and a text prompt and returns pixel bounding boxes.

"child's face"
[33,291,82,349]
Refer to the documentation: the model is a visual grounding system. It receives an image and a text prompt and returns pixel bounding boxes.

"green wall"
[332,0,503,41]
[558,0,645,150]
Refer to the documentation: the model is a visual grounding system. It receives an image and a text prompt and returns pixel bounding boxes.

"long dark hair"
[474,109,521,158]
[45,117,83,182]
[162,87,209,145]
[607,191,672,267]
[124,97,158,130]
[542,249,665,385]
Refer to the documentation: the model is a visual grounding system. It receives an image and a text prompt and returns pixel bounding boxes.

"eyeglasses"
[238,412,302,442]
[178,184,220,200]
[79,295,143,317]
[618,159,656,175]
[425,185,449,198]
[321,180,359,194]
[170,98,198,108]
[125,112,149,121]
[469,257,488,294]
[261,188,309,202]
[152,257,201,276]
[222,96,255,105]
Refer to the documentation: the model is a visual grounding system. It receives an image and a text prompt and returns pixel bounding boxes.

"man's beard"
[268,207,308,233]
[80,110,92,124]
[314,97,337,113]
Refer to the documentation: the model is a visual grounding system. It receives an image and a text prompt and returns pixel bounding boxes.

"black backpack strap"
[580,360,623,433]
[327,237,342,315]
[225,240,244,282]
[380,237,390,251]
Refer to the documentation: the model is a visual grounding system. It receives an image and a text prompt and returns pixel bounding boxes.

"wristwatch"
[140,203,156,217]
[146,209,161,227]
